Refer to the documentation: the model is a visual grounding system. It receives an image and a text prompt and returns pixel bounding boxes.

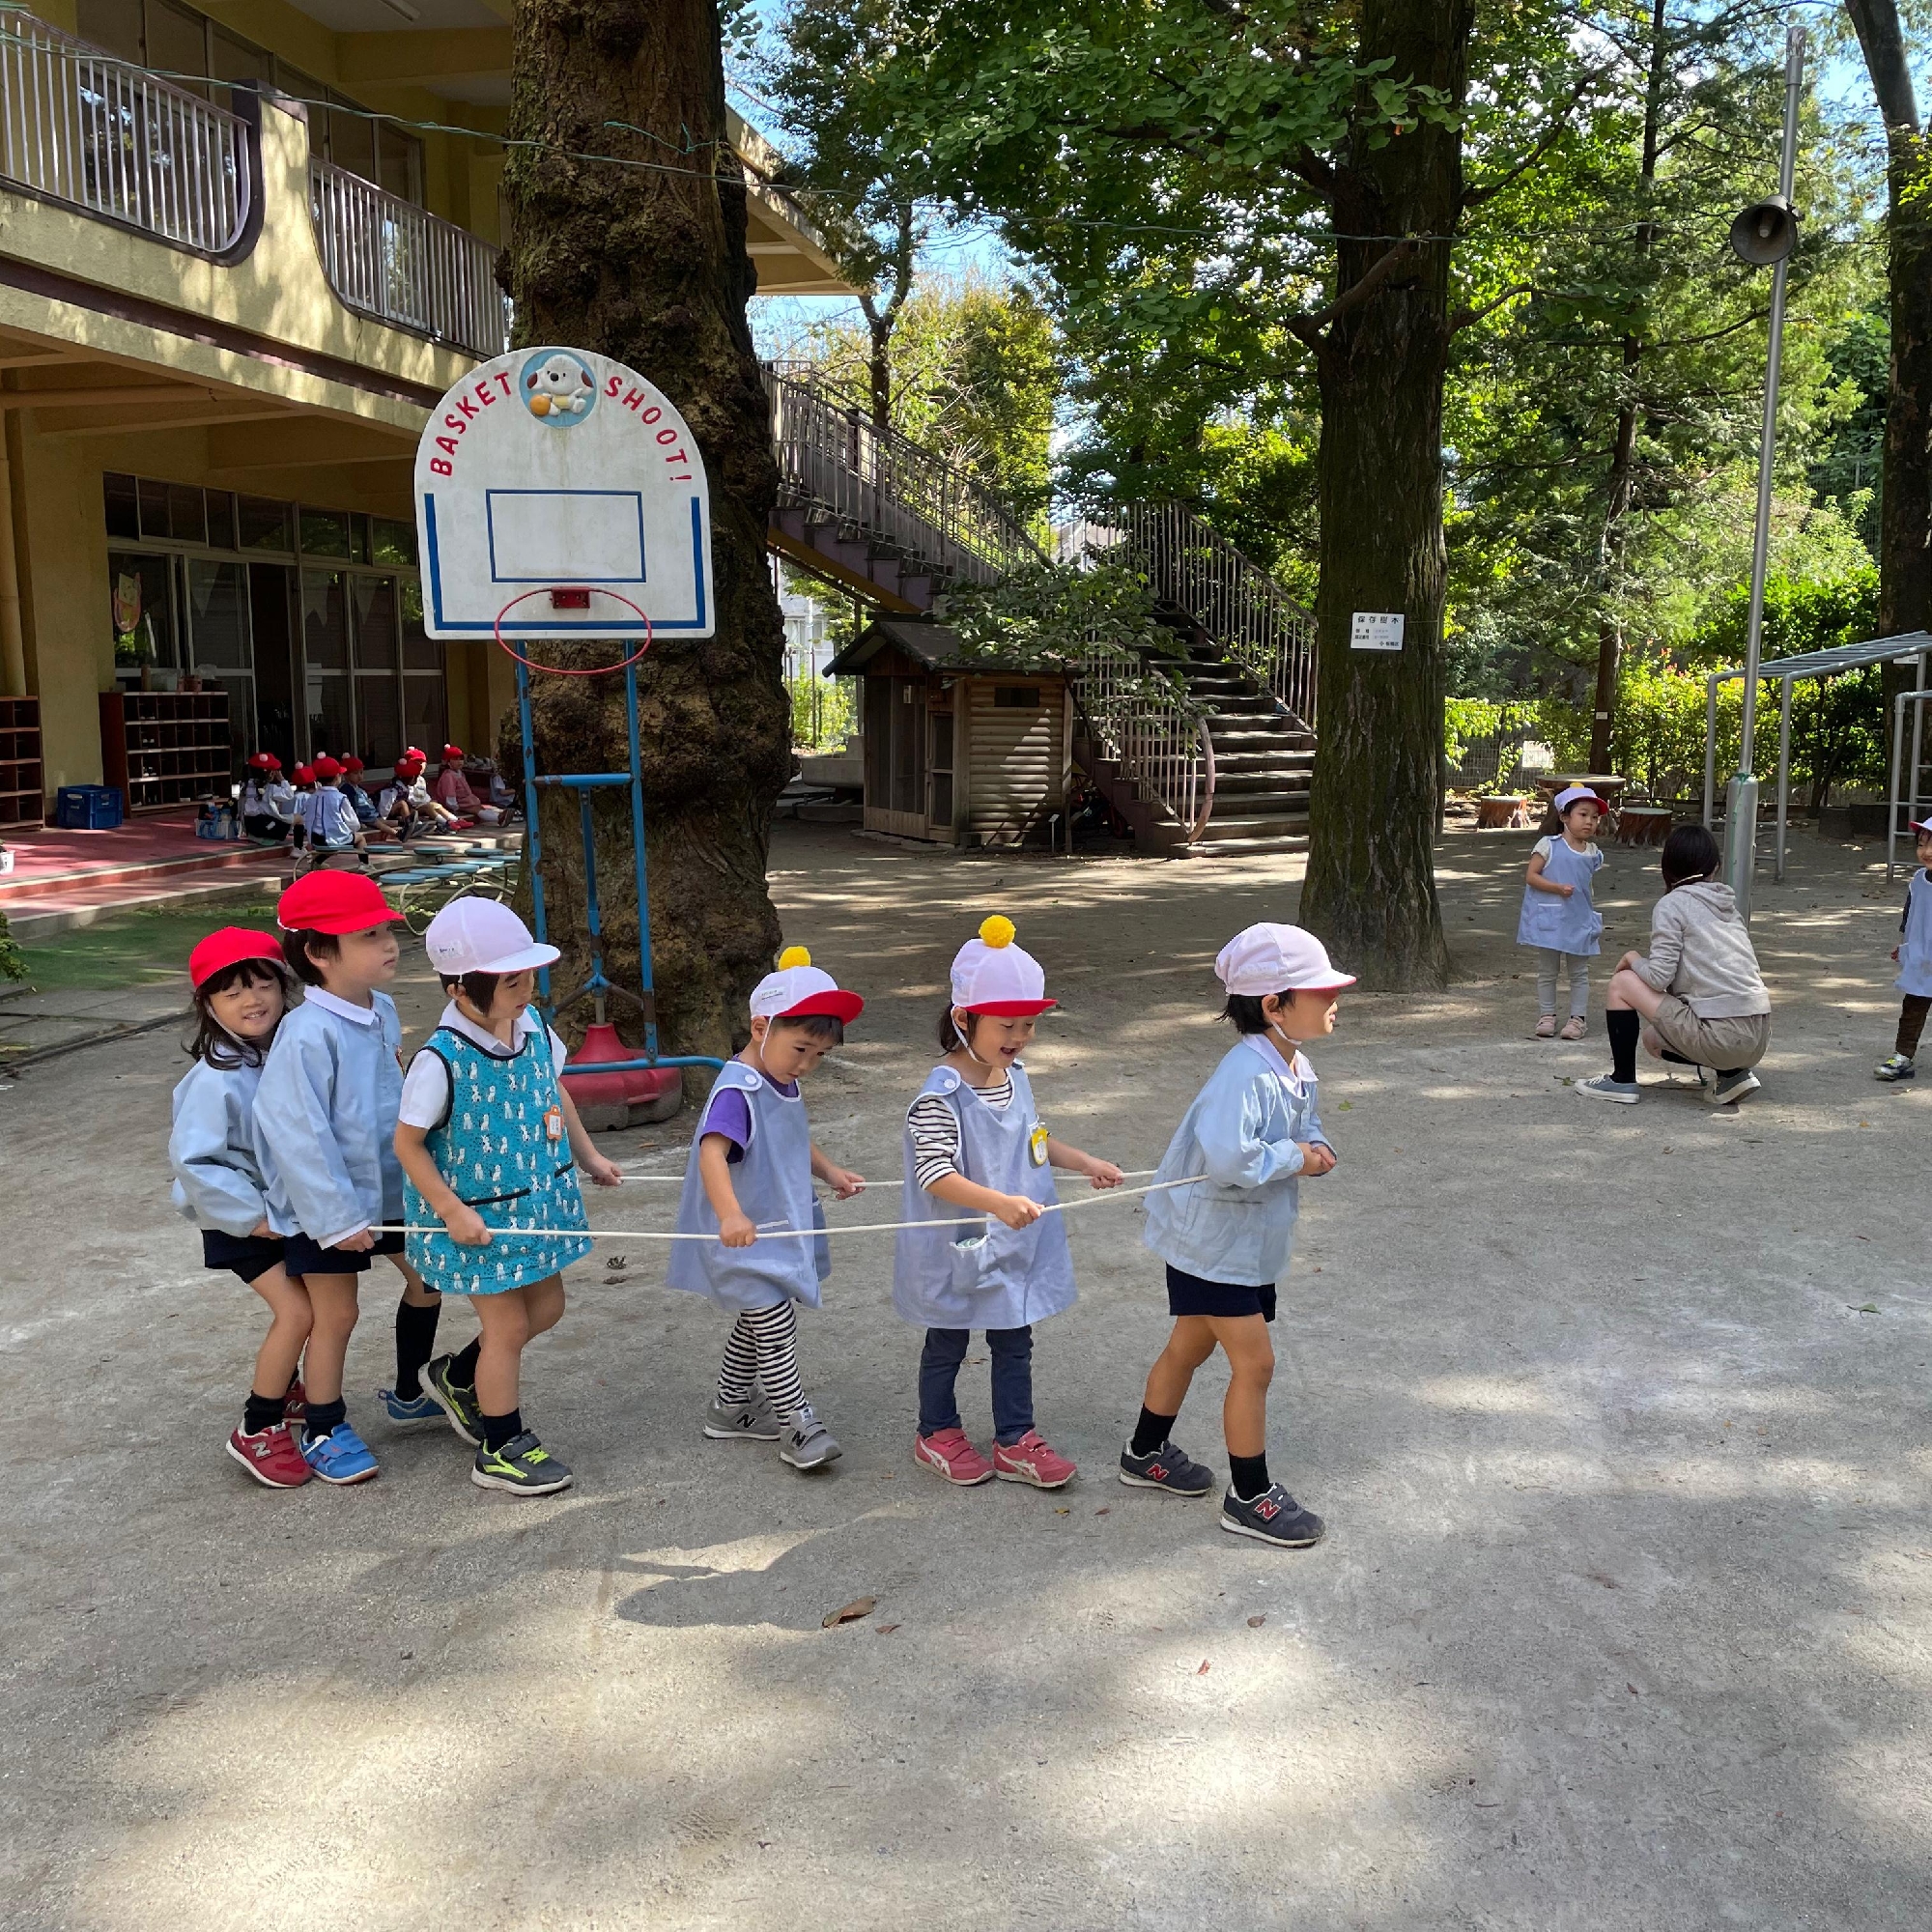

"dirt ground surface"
[4,818,1928,1931]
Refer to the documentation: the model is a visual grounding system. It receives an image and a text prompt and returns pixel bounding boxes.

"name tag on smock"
[1028,1122,1049,1166]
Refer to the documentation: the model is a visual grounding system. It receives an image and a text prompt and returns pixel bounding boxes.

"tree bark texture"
[501,0,788,1091]
[1297,0,1473,991]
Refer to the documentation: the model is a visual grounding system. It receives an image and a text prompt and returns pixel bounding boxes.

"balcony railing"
[309,158,510,359]
[0,14,251,256]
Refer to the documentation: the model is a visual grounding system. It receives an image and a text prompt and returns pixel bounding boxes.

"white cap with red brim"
[1214,923,1356,997]
[1552,784,1606,814]
[750,947,865,1024]
[951,916,1056,1015]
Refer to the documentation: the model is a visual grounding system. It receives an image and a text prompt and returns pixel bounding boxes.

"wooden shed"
[825,618,1073,847]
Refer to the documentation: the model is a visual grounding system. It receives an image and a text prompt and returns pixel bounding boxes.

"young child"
[1877,816,1932,1081]
[170,927,313,1489]
[338,753,381,829]
[668,948,866,1471]
[895,916,1122,1490]
[252,870,445,1483]
[1579,822,1772,1106]
[430,744,501,825]
[1128,923,1346,1548]
[295,755,367,867]
[396,899,621,1494]
[1518,785,1605,1038]
[241,752,295,843]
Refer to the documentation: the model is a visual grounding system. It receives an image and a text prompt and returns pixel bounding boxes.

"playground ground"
[3,818,1927,1930]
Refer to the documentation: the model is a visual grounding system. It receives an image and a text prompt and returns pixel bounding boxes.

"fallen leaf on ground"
[1094,1506,1110,1515]
[1851,1302,1880,1314]
[1247,1615,1265,1628]
[607,1254,628,1267]
[1197,1660,1210,1675]
[1627,1683,1640,1695]
[1054,1506,1070,1514]
[875,1624,900,1635]
[823,1597,876,1628]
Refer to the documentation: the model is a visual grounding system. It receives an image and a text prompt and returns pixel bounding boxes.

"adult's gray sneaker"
[779,1402,842,1470]
[1705,1068,1761,1106]
[703,1395,781,1441]
[1577,1074,1639,1104]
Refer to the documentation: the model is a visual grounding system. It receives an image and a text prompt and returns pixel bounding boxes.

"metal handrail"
[1065,503,1317,729]
[762,362,1044,586]
[1075,646,1211,842]
[0,14,252,256]
[308,157,510,357]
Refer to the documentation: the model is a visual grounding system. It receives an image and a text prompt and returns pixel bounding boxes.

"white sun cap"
[951,915,1056,1014]
[1213,922,1356,997]
[423,896,559,977]
[749,947,865,1024]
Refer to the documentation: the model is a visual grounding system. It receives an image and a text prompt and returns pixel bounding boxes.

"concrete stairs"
[1178,643,1315,855]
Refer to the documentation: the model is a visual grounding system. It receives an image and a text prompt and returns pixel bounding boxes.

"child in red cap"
[241,752,295,844]
[251,871,443,1484]
[170,927,312,1488]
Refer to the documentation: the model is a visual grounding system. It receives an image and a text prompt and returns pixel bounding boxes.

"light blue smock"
[893,1062,1076,1331]
[1517,835,1605,954]
[169,1055,270,1236]
[403,1025,593,1294]
[254,991,406,1245]
[1899,870,1932,998]
[667,1062,829,1311]
[1143,1037,1329,1286]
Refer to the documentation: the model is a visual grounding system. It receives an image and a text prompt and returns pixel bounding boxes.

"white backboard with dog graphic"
[413,347,713,639]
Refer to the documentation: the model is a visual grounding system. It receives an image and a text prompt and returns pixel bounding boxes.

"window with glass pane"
[400,581,439,670]
[205,491,236,552]
[299,509,351,557]
[376,121,421,204]
[306,671,354,761]
[103,473,139,541]
[166,482,206,546]
[109,552,177,674]
[211,26,270,99]
[300,570,349,670]
[144,0,211,97]
[327,92,376,181]
[238,497,293,552]
[137,478,171,540]
[212,673,254,758]
[356,670,403,768]
[186,560,250,671]
[403,672,445,757]
[76,0,143,65]
[372,519,417,568]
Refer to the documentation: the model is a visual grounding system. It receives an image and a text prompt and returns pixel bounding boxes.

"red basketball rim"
[493,586,653,675]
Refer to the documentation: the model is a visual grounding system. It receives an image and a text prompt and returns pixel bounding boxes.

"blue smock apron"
[1517,836,1604,954]
[403,1026,593,1295]
[893,1063,1076,1331]
[667,1063,830,1310]
[1899,870,1932,998]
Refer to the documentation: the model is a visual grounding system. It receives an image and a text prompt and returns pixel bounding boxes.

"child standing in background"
[170,927,312,1489]
[253,871,444,1484]
[668,948,867,1472]
[1877,817,1932,1081]
[1518,786,1606,1038]
[895,916,1122,1491]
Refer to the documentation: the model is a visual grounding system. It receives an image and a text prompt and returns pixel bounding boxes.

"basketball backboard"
[413,347,714,640]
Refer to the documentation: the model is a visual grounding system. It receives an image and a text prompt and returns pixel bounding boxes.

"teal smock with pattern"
[404,1024,593,1295]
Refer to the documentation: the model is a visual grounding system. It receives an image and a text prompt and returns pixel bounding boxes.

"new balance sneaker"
[378,1385,446,1426]
[1705,1068,1761,1106]
[704,1394,781,1441]
[281,1377,308,1425]
[1119,1438,1214,1496]
[227,1423,312,1489]
[471,1432,573,1496]
[993,1429,1077,1490]
[301,1423,379,1486]
[1220,1483,1324,1548]
[914,1427,994,1487]
[778,1403,842,1470]
[416,1353,483,1446]
[1875,1053,1917,1083]
[1577,1074,1639,1104]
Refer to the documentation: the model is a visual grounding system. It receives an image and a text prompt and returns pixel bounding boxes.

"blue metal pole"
[625,658,660,1060]
[578,786,609,1005]
[515,657,552,1005]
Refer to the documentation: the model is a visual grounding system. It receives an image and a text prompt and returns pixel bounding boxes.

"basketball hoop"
[492,587,653,676]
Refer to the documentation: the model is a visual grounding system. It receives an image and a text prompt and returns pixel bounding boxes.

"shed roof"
[826,617,1059,678]
[1705,628,1932,685]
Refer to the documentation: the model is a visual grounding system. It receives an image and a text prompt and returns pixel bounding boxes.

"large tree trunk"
[1297,0,1473,990]
[501,0,788,1093]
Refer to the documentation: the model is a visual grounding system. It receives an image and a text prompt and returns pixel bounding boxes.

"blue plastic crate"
[56,784,123,831]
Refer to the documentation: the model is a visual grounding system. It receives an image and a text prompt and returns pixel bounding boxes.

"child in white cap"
[1877,815,1932,1081]
[1124,922,1349,1549]
[396,897,622,1494]
[668,948,866,1472]
[895,916,1122,1490]
[1518,786,1606,1039]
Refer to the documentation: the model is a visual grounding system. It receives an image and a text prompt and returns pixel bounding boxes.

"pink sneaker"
[993,1429,1077,1490]
[914,1427,994,1487]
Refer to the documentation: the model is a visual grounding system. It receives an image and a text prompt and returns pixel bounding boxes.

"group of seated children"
[240,746,517,855]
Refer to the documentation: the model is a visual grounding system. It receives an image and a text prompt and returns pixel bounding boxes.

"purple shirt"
[699,1071,799,1162]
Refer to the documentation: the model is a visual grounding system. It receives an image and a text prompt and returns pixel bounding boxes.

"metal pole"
[624,657,660,1062]
[515,657,552,1006]
[1911,688,1925,860]
[1725,17,1804,921]
[1889,690,1909,884]
[1703,675,1719,828]
[1774,674,1793,881]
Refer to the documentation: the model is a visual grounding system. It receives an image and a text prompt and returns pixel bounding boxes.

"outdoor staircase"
[1174,638,1315,855]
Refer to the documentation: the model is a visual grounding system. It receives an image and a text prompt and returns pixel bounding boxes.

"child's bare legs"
[301,1274,360,1406]
[1144,1316,1218,1420]
[473,1275,565,1417]
[392,1254,439,1309]
[1143,1312,1273,1455]
[246,1264,311,1401]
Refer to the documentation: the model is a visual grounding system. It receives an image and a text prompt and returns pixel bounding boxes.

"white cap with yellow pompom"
[748,943,866,1024]
[950,914,1056,1015]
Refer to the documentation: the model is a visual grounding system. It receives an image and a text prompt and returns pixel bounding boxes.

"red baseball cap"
[277,870,403,934]
[312,755,342,780]
[341,754,364,773]
[393,758,419,779]
[404,746,427,762]
[188,926,287,990]
[293,764,316,784]
[440,743,465,761]
[247,751,280,772]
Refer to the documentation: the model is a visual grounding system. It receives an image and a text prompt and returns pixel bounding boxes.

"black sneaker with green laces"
[471,1432,573,1496]
[417,1352,483,1446]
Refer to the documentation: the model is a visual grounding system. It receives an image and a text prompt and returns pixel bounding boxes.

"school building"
[0,0,847,825]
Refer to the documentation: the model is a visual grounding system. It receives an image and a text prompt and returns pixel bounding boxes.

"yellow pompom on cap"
[776,945,811,970]
[979,915,1016,950]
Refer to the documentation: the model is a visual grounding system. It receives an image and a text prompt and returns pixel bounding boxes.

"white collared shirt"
[397,1001,568,1129]
[1241,1029,1312,1094]
[301,986,382,1027]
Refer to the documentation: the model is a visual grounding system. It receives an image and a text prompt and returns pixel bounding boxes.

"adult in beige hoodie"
[1577,822,1770,1106]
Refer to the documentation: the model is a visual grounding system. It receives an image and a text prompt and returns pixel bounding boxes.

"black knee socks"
[1131,1406,1177,1456]
[1607,1009,1640,1084]
[450,1335,482,1389]
[395,1297,440,1399]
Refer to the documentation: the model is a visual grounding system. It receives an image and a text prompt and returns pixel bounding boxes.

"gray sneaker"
[778,1402,842,1470]
[1577,1074,1639,1104]
[704,1394,781,1441]
[1705,1068,1761,1106]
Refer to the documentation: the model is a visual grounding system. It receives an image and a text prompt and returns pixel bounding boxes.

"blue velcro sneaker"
[302,1423,380,1485]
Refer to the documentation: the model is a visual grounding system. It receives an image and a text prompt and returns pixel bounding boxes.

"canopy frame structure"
[1887,689,1932,882]
[1703,629,1932,882]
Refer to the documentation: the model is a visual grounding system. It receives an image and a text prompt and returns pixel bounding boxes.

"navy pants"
[919,1324,1034,1445]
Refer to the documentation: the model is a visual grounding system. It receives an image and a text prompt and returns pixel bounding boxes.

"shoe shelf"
[99,691,233,812]
[0,695,43,828]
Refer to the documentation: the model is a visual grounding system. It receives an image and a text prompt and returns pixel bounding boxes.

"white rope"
[611,1166,1171,1185]
[374,1173,1208,1244]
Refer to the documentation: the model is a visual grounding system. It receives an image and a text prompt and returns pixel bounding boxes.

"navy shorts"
[202,1230,287,1284]
[1165,1264,1276,1322]
[283,1228,405,1277]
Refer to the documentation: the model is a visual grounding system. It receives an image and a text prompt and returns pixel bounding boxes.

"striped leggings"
[716,1300,805,1423]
